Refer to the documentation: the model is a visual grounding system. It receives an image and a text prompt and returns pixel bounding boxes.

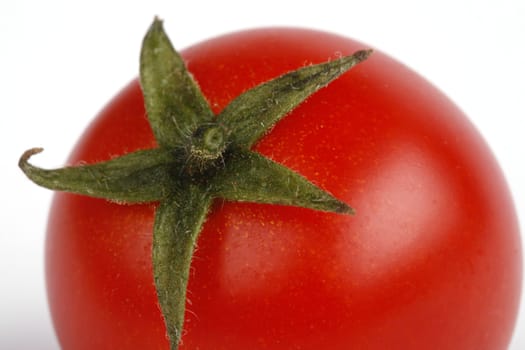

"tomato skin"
[46,28,521,349]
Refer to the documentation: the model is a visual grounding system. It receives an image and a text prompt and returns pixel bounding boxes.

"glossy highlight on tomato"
[45,28,521,349]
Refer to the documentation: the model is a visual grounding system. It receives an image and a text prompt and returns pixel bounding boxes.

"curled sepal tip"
[19,147,178,203]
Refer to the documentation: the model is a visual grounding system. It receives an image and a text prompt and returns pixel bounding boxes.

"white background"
[1,0,524,349]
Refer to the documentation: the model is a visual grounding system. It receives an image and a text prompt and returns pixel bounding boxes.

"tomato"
[45,28,521,349]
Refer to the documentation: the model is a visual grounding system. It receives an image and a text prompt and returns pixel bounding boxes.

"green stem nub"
[188,123,228,172]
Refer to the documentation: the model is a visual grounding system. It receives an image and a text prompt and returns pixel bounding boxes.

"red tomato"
[46,28,521,349]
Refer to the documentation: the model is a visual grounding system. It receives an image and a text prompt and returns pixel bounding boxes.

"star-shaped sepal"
[19,18,371,350]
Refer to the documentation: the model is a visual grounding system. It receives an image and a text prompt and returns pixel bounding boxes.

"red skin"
[46,28,521,349]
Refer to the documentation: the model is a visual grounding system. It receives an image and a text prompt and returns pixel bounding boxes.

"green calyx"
[19,17,371,350]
